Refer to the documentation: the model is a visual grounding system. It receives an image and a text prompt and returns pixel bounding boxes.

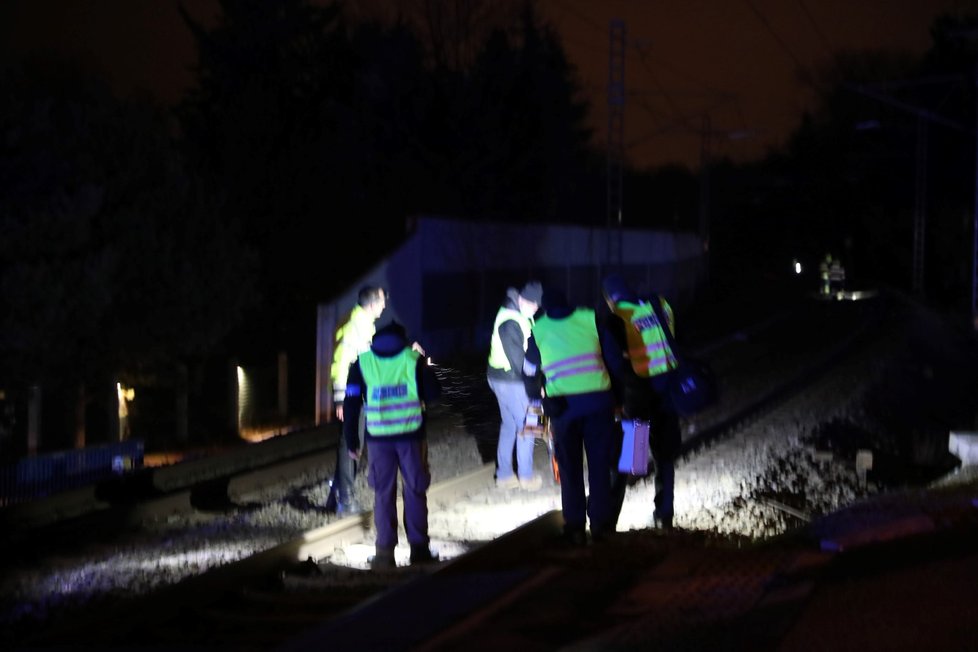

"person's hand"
[348,449,360,461]
[335,404,345,422]
[411,341,426,356]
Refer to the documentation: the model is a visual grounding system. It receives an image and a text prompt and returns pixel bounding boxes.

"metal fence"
[0,440,144,507]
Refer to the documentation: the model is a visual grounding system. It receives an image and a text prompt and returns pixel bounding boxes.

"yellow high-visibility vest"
[358,348,423,436]
[330,305,376,400]
[487,307,532,371]
[611,299,677,377]
[533,308,610,397]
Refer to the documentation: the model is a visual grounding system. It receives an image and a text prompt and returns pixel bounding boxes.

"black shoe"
[324,486,338,514]
[653,515,674,531]
[591,528,616,543]
[561,529,587,547]
[409,545,439,565]
[369,550,396,570]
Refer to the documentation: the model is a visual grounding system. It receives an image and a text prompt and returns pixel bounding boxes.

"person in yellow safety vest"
[327,285,386,514]
[819,254,832,296]
[602,274,682,530]
[828,257,845,295]
[342,320,441,569]
[487,282,543,491]
[522,285,624,545]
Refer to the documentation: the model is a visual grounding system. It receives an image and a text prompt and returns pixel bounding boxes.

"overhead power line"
[795,0,833,57]
[741,0,806,71]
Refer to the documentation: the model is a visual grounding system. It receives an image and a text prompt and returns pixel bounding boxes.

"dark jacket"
[523,302,624,418]
[487,290,530,383]
[343,325,441,452]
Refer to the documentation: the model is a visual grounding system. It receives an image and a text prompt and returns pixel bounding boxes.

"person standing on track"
[487,282,543,491]
[342,320,441,569]
[328,285,387,514]
[522,286,623,545]
[602,274,682,530]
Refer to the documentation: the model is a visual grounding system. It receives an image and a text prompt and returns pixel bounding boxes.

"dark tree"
[399,1,595,221]
[0,62,254,446]
[178,0,599,314]
[179,0,356,318]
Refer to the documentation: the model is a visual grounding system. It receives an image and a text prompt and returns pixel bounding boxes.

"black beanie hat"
[519,281,543,304]
[602,274,636,303]
[376,319,407,339]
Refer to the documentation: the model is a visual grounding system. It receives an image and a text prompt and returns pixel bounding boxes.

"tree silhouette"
[0,62,253,446]
[178,0,599,321]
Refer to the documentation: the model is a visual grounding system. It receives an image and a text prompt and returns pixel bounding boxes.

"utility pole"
[913,116,927,296]
[606,18,625,268]
[973,67,978,326]
[944,29,978,326]
[699,114,712,244]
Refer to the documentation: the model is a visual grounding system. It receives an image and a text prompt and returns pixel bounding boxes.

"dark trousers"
[551,407,616,536]
[650,410,679,521]
[611,376,681,524]
[334,409,366,506]
[369,437,431,551]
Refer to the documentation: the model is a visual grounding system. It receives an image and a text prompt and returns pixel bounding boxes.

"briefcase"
[618,419,650,476]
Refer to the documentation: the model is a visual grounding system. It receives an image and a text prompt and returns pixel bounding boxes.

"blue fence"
[0,440,144,507]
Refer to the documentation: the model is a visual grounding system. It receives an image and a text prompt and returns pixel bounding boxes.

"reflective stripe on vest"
[532,308,610,396]
[487,307,532,371]
[612,299,677,377]
[358,349,423,436]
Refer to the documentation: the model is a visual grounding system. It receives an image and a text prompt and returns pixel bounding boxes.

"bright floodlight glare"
[236,366,249,436]
[793,260,803,275]
[321,492,560,570]
[332,541,470,570]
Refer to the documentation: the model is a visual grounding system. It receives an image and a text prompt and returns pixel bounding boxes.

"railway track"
[23,462,548,648]
[679,289,886,456]
[9,291,900,648]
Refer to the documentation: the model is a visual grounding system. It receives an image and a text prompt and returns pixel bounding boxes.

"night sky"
[1,0,976,168]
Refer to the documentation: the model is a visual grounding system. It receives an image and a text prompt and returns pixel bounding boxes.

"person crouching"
[343,321,441,569]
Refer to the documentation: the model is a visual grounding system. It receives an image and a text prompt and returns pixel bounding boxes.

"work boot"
[337,499,364,516]
[409,544,439,565]
[519,474,544,491]
[369,547,396,570]
[560,527,587,547]
[495,475,520,490]
[590,526,616,543]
